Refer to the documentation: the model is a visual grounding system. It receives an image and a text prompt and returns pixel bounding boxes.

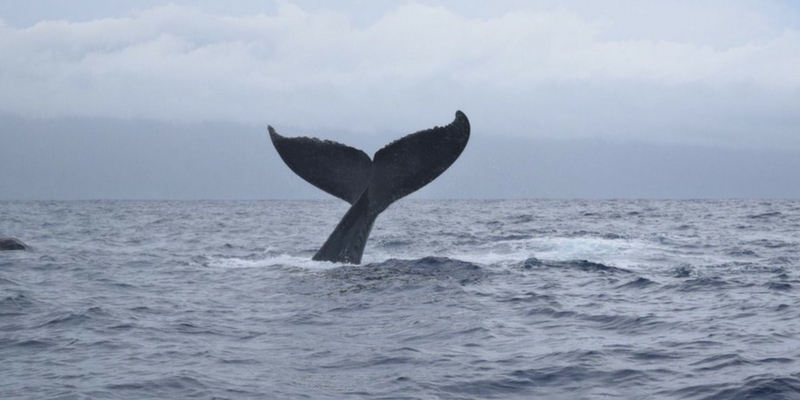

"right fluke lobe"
[370,111,470,212]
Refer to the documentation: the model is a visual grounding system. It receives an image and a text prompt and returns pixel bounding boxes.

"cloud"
[1,2,799,148]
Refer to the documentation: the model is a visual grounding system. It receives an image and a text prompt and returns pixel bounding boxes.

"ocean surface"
[1,199,800,399]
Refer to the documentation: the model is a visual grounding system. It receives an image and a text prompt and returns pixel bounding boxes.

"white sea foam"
[207,253,342,271]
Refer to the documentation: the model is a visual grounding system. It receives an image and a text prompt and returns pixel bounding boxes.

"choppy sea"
[1,199,799,399]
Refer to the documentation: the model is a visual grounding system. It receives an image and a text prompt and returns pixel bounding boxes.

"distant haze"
[1,1,799,199]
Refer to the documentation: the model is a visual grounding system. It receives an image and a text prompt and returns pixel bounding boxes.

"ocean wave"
[327,257,487,287]
[666,373,800,400]
[678,276,729,291]
[765,281,792,291]
[4,199,800,399]
[747,211,783,219]
[106,375,209,398]
[616,277,656,289]
[0,293,40,316]
[521,257,632,274]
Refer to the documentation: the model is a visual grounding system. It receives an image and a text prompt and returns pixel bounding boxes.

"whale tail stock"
[269,111,470,264]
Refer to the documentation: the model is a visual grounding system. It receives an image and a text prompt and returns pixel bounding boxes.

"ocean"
[1,199,799,399]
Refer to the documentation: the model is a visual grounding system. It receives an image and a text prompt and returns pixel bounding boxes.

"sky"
[1,1,800,199]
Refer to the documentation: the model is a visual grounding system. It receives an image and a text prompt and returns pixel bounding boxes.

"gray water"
[1,199,800,399]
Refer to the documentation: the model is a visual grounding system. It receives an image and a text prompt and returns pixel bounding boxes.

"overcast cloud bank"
[1,1,799,199]
[1,1,799,149]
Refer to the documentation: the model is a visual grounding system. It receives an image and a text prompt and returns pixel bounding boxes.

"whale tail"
[269,111,470,264]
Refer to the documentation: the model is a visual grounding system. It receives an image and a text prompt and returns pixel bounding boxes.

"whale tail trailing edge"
[369,111,470,213]
[269,111,470,264]
[268,127,372,204]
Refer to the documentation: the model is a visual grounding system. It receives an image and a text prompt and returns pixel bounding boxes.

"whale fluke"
[270,111,470,264]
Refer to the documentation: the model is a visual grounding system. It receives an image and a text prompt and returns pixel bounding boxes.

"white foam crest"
[206,253,342,271]
[336,236,664,270]
[528,237,639,261]
[204,236,671,272]
[443,236,667,270]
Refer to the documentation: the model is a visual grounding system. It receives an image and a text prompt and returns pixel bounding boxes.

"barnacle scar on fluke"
[269,111,470,264]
